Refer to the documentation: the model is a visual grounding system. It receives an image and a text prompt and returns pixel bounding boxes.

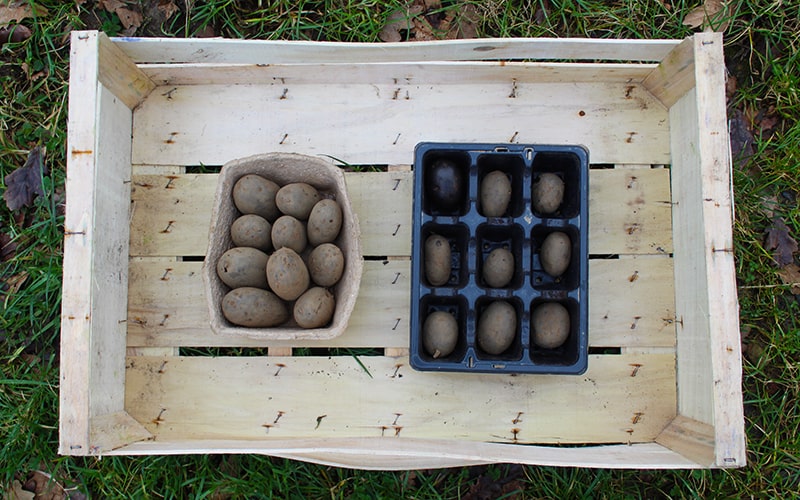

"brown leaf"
[157,0,179,20]
[682,0,729,31]
[379,6,422,42]
[0,24,30,44]
[777,263,800,295]
[765,217,798,267]
[725,73,737,102]
[21,470,67,500]
[0,232,17,261]
[4,146,47,211]
[728,109,754,168]
[447,2,479,39]
[463,465,525,500]
[5,480,34,500]
[97,0,126,13]
[0,1,35,24]
[115,6,143,29]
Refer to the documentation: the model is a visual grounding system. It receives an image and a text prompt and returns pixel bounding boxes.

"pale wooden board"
[129,172,412,258]
[114,37,680,64]
[131,81,669,166]
[671,34,745,467]
[643,38,695,109]
[140,62,657,86]
[588,168,673,255]
[127,258,673,349]
[124,354,676,444]
[95,31,155,109]
[107,439,700,469]
[655,415,715,467]
[89,411,152,454]
[128,168,672,258]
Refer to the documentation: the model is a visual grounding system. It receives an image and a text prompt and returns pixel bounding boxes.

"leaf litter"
[4,146,48,211]
[379,0,478,42]
[765,217,798,267]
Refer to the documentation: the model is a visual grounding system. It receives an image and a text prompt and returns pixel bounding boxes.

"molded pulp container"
[410,143,589,374]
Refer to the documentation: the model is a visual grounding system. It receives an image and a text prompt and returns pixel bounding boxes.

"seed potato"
[422,311,458,359]
[483,247,514,288]
[293,287,336,328]
[230,214,272,252]
[275,182,320,220]
[532,173,565,215]
[532,302,570,349]
[307,199,343,246]
[216,247,270,289]
[232,174,281,221]
[476,301,517,355]
[424,234,451,286]
[266,247,310,301]
[480,170,512,217]
[308,243,344,287]
[271,215,307,253]
[221,287,289,327]
[540,231,571,277]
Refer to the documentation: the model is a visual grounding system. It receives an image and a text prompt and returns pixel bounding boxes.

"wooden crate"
[60,31,745,468]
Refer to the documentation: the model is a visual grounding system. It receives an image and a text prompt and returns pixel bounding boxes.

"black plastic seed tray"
[410,143,589,374]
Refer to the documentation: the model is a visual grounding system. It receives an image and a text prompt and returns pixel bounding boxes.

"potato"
[532,302,570,349]
[483,247,514,288]
[480,170,512,217]
[476,301,517,355]
[308,243,344,287]
[422,311,458,359]
[232,174,281,221]
[266,247,310,301]
[532,173,565,215]
[221,287,289,327]
[271,215,307,253]
[230,214,272,252]
[216,247,269,289]
[275,182,320,220]
[307,199,343,246]
[424,234,451,286]
[540,231,571,277]
[293,287,336,328]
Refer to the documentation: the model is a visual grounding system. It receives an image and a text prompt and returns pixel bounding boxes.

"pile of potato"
[215,174,345,329]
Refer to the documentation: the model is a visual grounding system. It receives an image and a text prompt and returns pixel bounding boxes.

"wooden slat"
[670,34,745,467]
[588,168,673,255]
[128,172,412,257]
[106,439,700,469]
[114,37,681,64]
[126,257,672,349]
[141,62,658,86]
[124,354,676,444]
[131,81,669,166]
[129,168,672,258]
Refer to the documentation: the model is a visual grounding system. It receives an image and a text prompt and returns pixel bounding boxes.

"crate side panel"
[683,33,745,467]
[61,31,101,454]
[124,354,676,444]
[88,83,134,417]
[115,37,680,64]
[131,82,669,166]
[140,62,657,86]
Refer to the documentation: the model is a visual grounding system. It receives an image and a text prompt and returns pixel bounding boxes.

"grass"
[1,0,799,497]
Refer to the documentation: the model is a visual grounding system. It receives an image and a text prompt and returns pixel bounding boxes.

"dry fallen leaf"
[765,217,798,267]
[0,231,17,261]
[728,109,754,167]
[4,146,47,211]
[0,1,47,24]
[0,24,30,44]
[21,470,67,500]
[116,6,143,30]
[777,263,800,295]
[379,7,422,42]
[157,0,179,21]
[683,0,730,31]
